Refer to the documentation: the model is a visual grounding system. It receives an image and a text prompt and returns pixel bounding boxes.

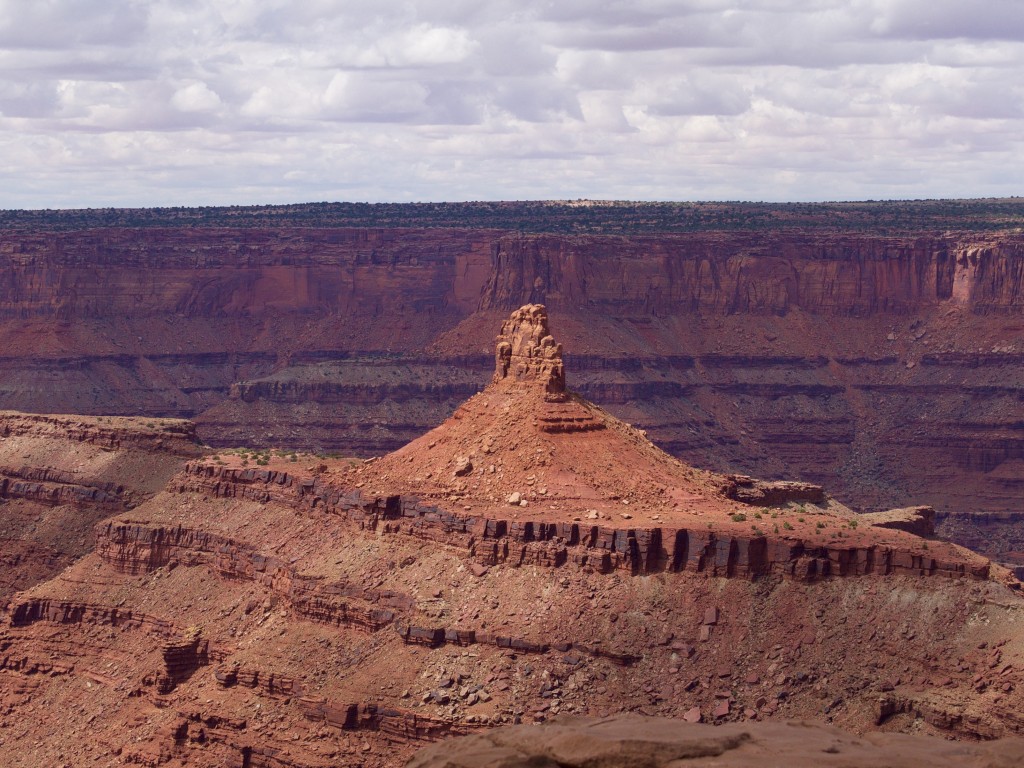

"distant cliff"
[2,229,1022,320]
[0,227,496,322]
[479,233,1024,315]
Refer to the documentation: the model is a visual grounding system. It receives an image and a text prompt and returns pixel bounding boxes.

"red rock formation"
[478,233,1024,315]
[407,715,1024,768]
[0,226,1019,553]
[9,461,1019,761]
[171,463,988,582]
[0,287,1023,766]
[0,226,1022,544]
[492,304,566,397]
[0,412,202,600]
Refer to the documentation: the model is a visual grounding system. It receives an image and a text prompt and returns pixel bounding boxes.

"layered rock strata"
[0,226,1022,536]
[0,412,202,600]
[174,463,988,582]
[0,304,1023,768]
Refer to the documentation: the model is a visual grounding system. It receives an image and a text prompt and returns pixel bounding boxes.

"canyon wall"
[479,233,1024,315]
[0,226,1022,527]
[0,411,202,599]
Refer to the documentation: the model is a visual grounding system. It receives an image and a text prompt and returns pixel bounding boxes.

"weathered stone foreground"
[406,715,1024,768]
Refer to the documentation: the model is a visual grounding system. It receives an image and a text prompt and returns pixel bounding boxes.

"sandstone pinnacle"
[493,304,565,398]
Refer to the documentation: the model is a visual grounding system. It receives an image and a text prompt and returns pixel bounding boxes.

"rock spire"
[493,304,565,398]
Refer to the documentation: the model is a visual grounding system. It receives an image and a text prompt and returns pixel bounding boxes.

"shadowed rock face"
[406,715,1024,768]
[0,411,202,599]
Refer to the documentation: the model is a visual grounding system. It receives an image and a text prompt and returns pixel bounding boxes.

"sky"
[1,0,1023,208]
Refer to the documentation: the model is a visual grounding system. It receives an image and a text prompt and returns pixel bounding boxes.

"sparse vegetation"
[3,199,1022,235]
[731,513,747,523]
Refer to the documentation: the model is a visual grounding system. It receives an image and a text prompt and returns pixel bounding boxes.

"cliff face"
[479,233,1024,315]
[3,229,1021,323]
[0,226,1022,544]
[0,227,495,321]
[0,411,202,600]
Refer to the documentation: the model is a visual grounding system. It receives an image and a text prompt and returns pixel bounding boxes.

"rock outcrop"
[861,506,936,538]
[0,412,202,600]
[171,462,989,582]
[406,715,1024,768]
[493,304,566,397]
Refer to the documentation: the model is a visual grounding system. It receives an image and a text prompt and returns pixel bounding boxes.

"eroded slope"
[0,411,202,600]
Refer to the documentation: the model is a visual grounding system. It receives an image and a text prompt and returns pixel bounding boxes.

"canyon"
[1,203,1024,765]
[1,303,1024,767]
[0,212,1022,561]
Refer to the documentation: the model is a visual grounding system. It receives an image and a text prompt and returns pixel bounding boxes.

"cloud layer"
[1,0,1022,207]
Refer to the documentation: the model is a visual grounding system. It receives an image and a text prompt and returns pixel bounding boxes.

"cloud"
[0,80,60,118]
[171,82,222,113]
[321,72,430,122]
[870,0,1024,41]
[1,0,1023,206]
[0,0,148,49]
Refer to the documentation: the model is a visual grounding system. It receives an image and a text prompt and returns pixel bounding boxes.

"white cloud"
[379,24,477,67]
[171,82,222,113]
[1,0,1024,206]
